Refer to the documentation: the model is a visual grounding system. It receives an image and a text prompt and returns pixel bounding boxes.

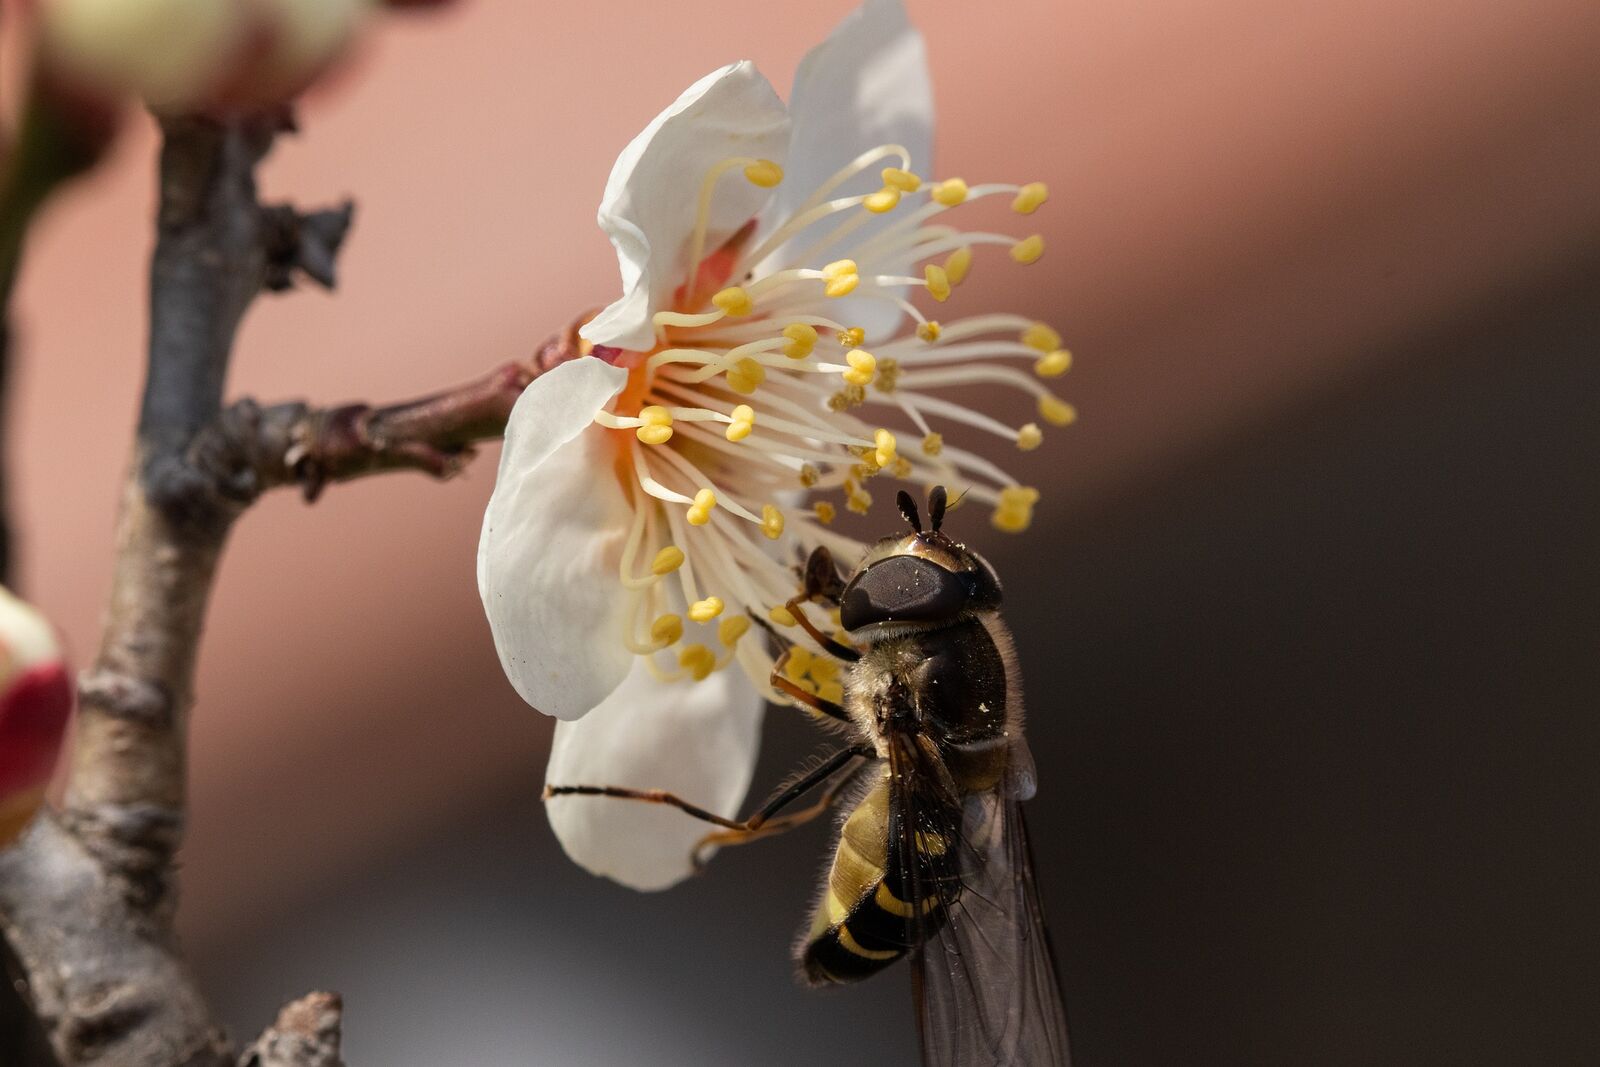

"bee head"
[838,487,1003,634]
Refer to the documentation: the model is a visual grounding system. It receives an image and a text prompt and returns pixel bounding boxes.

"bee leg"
[769,647,849,723]
[541,784,747,829]
[546,747,872,870]
[772,674,848,723]
[692,746,872,869]
[782,593,860,662]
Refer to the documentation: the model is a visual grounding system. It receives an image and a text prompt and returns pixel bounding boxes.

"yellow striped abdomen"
[800,777,958,985]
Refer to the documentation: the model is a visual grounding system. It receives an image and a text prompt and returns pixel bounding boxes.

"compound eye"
[840,555,970,631]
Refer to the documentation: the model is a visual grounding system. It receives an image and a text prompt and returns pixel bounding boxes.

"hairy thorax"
[845,612,1020,794]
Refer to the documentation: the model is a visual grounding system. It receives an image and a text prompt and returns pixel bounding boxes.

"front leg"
[771,646,848,723]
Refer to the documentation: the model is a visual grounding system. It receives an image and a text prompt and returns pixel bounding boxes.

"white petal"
[478,357,634,721]
[767,0,934,340]
[545,660,764,891]
[582,61,792,353]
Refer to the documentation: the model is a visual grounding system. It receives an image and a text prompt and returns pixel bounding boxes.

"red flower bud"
[0,590,72,847]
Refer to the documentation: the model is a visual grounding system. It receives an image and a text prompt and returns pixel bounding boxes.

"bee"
[546,486,1071,1066]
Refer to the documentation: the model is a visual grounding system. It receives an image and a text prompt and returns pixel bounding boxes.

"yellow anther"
[992,485,1041,533]
[712,285,753,316]
[688,597,725,623]
[636,424,673,445]
[1034,349,1072,378]
[818,681,845,705]
[634,404,674,445]
[873,429,898,468]
[687,488,717,526]
[1038,394,1076,426]
[846,484,873,514]
[783,646,814,682]
[824,272,860,298]
[931,177,969,206]
[678,643,716,681]
[1022,322,1062,352]
[1012,181,1049,214]
[864,186,901,213]
[814,501,837,525]
[917,320,942,342]
[769,605,797,627]
[743,159,784,188]
[650,546,685,575]
[881,167,922,192]
[650,613,684,647]
[891,457,913,478]
[922,432,944,456]
[821,259,857,280]
[924,264,951,302]
[842,349,877,387]
[992,509,1031,533]
[782,322,817,359]
[837,326,866,348]
[718,615,751,646]
[727,356,765,395]
[1003,485,1040,506]
[808,657,839,684]
[799,463,820,488]
[874,358,900,393]
[1016,423,1043,451]
[724,402,755,442]
[943,246,972,286]
[829,384,866,410]
[760,503,785,540]
[1010,234,1045,264]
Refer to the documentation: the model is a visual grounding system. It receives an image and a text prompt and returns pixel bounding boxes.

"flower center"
[590,145,1074,697]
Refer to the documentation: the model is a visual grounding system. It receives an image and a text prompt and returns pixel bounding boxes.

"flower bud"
[35,0,375,113]
[0,589,73,847]
[214,0,373,112]
[38,0,246,112]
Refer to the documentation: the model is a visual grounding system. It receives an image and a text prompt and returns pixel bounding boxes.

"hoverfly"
[546,486,1071,1066]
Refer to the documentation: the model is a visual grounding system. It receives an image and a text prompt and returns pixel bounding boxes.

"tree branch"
[65,113,278,898]
[0,105,554,1065]
[192,360,536,504]
[0,818,227,1067]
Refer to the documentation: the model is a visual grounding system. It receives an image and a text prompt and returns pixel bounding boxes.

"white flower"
[478,0,1073,890]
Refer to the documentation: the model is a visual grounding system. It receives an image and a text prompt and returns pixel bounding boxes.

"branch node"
[76,669,172,725]
[61,803,184,908]
[240,992,344,1067]
[262,201,355,292]
[58,984,155,1061]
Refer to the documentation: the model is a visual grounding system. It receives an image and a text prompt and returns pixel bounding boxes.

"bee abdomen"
[800,781,960,985]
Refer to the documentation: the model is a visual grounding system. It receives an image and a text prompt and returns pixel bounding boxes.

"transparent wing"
[890,736,1071,1067]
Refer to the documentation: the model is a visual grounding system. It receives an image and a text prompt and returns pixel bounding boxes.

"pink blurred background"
[7,1,1600,1062]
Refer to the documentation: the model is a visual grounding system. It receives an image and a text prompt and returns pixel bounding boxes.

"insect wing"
[890,740,1071,1066]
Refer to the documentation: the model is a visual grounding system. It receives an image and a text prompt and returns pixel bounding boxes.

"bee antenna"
[896,490,923,533]
[928,485,948,531]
